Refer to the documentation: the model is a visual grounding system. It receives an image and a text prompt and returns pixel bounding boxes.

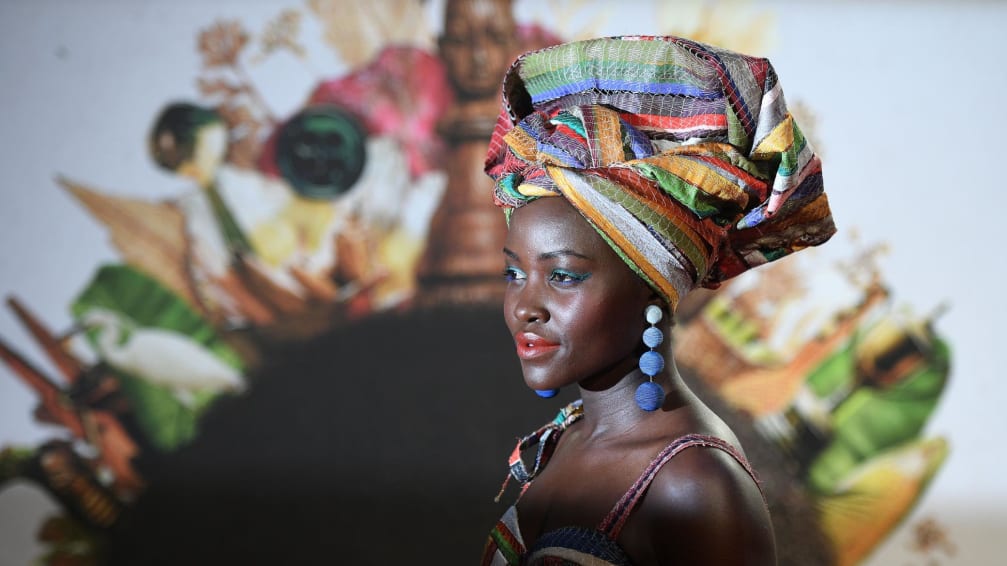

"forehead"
[444,0,512,29]
[505,197,609,257]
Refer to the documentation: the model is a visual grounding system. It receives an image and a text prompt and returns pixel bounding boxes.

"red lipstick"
[515,332,560,360]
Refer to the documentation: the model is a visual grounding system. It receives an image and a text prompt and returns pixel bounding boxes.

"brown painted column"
[418,0,518,306]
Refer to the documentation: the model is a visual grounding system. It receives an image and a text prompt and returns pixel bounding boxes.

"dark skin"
[502,197,776,564]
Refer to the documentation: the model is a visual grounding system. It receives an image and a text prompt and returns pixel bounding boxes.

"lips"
[514,332,560,360]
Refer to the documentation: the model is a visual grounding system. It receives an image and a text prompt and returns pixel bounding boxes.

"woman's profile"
[481,36,834,565]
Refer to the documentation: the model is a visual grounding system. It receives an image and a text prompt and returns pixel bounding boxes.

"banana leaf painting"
[73,264,246,450]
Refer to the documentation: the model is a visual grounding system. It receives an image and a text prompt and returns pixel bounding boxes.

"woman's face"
[503,197,656,394]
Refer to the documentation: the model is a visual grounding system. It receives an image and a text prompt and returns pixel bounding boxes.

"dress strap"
[494,400,585,502]
[598,434,761,540]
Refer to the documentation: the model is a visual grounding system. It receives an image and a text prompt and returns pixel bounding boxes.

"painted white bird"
[80,308,245,402]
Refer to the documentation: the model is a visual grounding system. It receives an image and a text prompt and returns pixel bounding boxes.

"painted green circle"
[275,106,367,200]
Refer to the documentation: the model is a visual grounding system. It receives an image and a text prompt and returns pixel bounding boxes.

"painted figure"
[419,0,521,303]
[481,36,834,564]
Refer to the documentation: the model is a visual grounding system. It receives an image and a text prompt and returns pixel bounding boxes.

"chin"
[517,363,564,393]
[519,369,552,392]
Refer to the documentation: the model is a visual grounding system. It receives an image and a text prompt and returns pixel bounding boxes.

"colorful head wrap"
[485,36,835,310]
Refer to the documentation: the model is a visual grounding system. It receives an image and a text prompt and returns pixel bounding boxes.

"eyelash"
[503,266,526,282]
[503,267,591,286]
[550,269,591,285]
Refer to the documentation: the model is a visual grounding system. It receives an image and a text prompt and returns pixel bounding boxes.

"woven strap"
[495,400,585,502]
[598,434,761,539]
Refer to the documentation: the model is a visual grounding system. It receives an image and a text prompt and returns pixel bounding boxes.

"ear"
[644,290,667,311]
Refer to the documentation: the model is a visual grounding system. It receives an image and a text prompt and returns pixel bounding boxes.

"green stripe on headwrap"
[630,162,733,219]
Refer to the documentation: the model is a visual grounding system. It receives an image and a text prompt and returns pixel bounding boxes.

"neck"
[575,349,690,441]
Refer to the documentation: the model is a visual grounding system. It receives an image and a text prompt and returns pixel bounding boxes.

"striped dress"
[482,404,762,565]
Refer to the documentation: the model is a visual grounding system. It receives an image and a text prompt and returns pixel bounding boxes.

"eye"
[502,266,526,282]
[549,269,591,286]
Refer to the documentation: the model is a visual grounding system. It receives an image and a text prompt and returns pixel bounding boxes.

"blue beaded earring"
[534,388,559,398]
[636,305,666,411]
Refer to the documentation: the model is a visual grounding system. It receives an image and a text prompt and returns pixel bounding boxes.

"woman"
[481,36,834,565]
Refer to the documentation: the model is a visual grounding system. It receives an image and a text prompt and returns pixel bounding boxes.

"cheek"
[565,296,635,347]
[584,296,647,350]
[502,293,517,331]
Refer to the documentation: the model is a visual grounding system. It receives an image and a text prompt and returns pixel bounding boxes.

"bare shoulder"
[629,441,777,565]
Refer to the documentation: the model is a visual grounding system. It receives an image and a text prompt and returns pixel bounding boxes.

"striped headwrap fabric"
[485,36,835,310]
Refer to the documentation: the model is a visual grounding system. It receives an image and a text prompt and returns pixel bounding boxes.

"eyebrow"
[502,247,591,261]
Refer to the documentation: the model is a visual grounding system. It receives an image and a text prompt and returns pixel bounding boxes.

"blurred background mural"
[0,0,1002,564]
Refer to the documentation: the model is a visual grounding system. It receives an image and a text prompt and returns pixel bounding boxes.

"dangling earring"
[636,305,666,411]
[534,388,559,398]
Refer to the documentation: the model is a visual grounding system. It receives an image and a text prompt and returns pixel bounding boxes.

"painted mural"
[0,1,953,564]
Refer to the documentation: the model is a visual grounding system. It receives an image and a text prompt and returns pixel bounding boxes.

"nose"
[512,287,549,324]
[472,36,489,66]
